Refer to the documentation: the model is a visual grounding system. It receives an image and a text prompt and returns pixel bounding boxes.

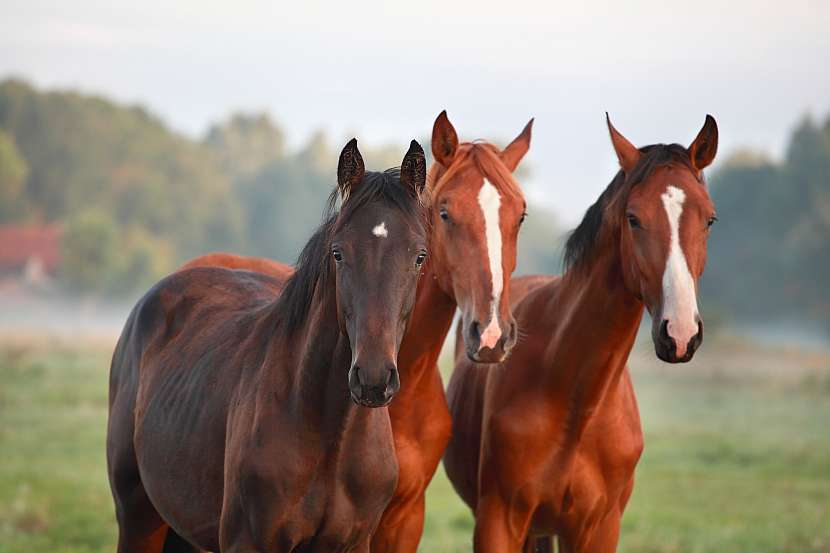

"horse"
[107,139,429,553]
[181,111,533,553]
[443,115,719,553]
[370,112,531,553]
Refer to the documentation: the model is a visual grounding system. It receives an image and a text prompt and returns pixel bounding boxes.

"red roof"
[0,224,62,273]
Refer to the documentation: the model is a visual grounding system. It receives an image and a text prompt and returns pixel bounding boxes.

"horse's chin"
[349,393,393,408]
[654,341,697,364]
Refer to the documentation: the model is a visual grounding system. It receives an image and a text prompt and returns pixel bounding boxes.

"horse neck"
[261,282,356,431]
[535,235,644,442]
[396,255,457,381]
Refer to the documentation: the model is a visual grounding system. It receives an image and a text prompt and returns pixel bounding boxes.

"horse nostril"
[348,366,362,396]
[386,368,400,397]
[469,320,481,341]
[659,319,670,342]
[693,319,704,347]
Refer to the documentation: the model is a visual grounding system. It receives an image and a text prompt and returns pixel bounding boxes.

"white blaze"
[661,185,699,357]
[372,222,388,238]
[478,179,503,350]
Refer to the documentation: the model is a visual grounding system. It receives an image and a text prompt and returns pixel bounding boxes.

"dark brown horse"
[182,111,533,553]
[107,139,429,553]
[444,115,719,552]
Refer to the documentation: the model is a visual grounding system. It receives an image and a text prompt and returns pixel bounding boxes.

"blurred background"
[0,1,828,552]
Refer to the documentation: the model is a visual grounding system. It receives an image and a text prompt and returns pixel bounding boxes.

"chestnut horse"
[371,112,530,553]
[183,111,532,552]
[107,139,429,553]
[444,115,719,552]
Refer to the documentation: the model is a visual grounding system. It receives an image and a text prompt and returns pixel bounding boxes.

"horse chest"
[235,414,398,549]
[552,385,644,527]
[525,382,643,534]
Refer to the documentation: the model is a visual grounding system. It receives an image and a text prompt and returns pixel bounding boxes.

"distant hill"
[702,115,830,334]
[0,78,562,295]
[2,79,826,333]
[0,79,242,293]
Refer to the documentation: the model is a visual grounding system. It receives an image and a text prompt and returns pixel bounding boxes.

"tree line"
[0,79,561,297]
[702,115,830,334]
[1,78,827,333]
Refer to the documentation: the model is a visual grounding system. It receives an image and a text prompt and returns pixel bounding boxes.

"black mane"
[275,168,425,334]
[563,143,699,273]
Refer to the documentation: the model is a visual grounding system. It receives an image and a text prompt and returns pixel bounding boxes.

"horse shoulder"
[577,367,644,495]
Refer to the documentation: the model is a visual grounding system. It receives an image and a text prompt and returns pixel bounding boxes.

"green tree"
[205,113,286,181]
[111,227,175,295]
[0,129,28,221]
[702,112,830,333]
[60,209,120,293]
[0,78,243,259]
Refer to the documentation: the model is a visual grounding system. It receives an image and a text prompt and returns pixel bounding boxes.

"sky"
[2,0,829,224]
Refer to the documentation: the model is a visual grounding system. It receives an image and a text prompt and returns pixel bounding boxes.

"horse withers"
[107,139,429,552]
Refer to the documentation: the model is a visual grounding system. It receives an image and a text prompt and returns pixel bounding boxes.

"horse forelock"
[277,169,428,335]
[430,142,522,200]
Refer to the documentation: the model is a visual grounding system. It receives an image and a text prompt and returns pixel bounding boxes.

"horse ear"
[400,140,427,196]
[431,110,459,167]
[501,118,534,172]
[688,114,718,173]
[606,113,641,175]
[337,138,365,201]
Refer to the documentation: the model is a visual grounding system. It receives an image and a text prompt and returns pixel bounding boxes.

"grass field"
[1,337,828,552]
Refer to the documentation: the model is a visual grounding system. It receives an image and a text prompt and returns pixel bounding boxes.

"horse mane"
[428,142,522,198]
[563,143,701,274]
[275,167,427,334]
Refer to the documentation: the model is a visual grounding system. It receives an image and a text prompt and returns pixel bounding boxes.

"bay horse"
[107,139,429,553]
[444,115,719,552]
[182,111,533,553]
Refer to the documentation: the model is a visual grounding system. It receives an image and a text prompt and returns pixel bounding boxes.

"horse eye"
[439,208,449,221]
[626,213,641,229]
[519,211,527,225]
[415,251,427,267]
[332,250,343,262]
[707,216,718,228]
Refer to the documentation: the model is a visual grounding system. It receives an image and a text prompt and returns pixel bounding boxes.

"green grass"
[1,339,829,552]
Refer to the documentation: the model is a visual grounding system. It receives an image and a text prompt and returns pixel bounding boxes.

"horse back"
[179,252,294,286]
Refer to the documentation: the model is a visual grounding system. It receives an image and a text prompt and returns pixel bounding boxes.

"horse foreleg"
[370,491,426,553]
[584,511,622,553]
[473,494,534,553]
[558,511,621,553]
[523,535,554,553]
